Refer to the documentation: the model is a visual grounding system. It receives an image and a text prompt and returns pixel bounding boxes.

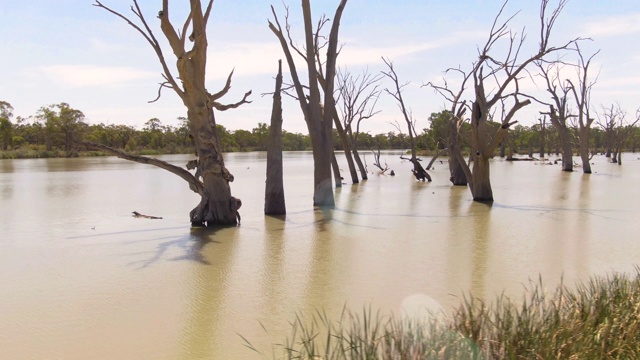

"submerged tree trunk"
[269,0,346,209]
[189,109,241,226]
[470,155,493,201]
[265,60,286,215]
[579,126,592,174]
[331,151,342,188]
[449,115,468,186]
[539,118,546,159]
[426,149,445,170]
[556,124,573,172]
[449,154,467,186]
[334,116,358,184]
[352,147,368,180]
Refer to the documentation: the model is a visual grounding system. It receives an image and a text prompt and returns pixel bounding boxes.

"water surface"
[1,152,638,359]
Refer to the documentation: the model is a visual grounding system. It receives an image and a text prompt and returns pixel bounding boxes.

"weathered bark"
[410,158,431,181]
[186,100,240,226]
[579,126,592,173]
[351,147,368,180]
[331,151,342,188]
[449,114,468,186]
[265,60,286,216]
[556,123,573,171]
[333,115,358,184]
[449,154,467,186]
[470,156,493,202]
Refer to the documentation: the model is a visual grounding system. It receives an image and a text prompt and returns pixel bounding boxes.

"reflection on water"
[1,153,640,359]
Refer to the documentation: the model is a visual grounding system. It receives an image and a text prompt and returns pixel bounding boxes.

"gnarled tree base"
[190,193,241,227]
[411,159,432,182]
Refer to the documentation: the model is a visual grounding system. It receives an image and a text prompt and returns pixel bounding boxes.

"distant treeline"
[1,101,639,159]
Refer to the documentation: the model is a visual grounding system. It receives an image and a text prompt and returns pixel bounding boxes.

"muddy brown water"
[1,152,639,359]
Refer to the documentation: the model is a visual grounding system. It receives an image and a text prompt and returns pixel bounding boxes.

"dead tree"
[331,152,343,187]
[382,57,431,182]
[537,62,574,172]
[265,60,286,215]
[332,115,357,185]
[600,105,640,165]
[371,149,389,174]
[91,1,250,226]
[568,46,599,174]
[426,71,471,186]
[269,0,347,208]
[598,105,617,159]
[535,116,547,158]
[337,68,383,182]
[427,0,578,201]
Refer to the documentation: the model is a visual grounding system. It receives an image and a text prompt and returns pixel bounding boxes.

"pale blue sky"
[1,1,638,134]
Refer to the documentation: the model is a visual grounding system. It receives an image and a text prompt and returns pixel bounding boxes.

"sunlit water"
[0,151,639,359]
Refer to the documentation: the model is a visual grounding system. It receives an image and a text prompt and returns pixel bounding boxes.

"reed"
[245,269,640,359]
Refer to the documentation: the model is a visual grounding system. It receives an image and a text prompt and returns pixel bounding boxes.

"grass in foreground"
[244,269,640,359]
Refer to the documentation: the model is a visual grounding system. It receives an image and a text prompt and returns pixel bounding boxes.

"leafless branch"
[149,81,173,103]
[76,140,204,195]
[212,91,252,111]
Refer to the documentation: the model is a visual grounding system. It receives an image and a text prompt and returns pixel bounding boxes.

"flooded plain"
[0,151,639,359]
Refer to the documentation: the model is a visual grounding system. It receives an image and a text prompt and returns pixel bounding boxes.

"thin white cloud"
[204,31,480,81]
[583,13,640,37]
[339,42,439,66]
[38,65,156,88]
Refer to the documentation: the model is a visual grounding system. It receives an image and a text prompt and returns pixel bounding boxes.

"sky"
[1,0,639,135]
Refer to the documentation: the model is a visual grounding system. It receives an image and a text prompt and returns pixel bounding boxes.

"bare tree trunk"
[470,156,493,201]
[579,126,592,173]
[426,149,446,170]
[447,115,467,185]
[331,151,342,188]
[334,116,358,184]
[265,60,286,215]
[352,147,368,180]
[539,119,546,159]
[449,154,467,186]
[557,125,573,171]
[189,109,241,226]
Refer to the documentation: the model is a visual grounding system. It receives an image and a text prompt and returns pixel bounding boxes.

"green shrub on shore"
[246,269,640,359]
[0,145,196,159]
